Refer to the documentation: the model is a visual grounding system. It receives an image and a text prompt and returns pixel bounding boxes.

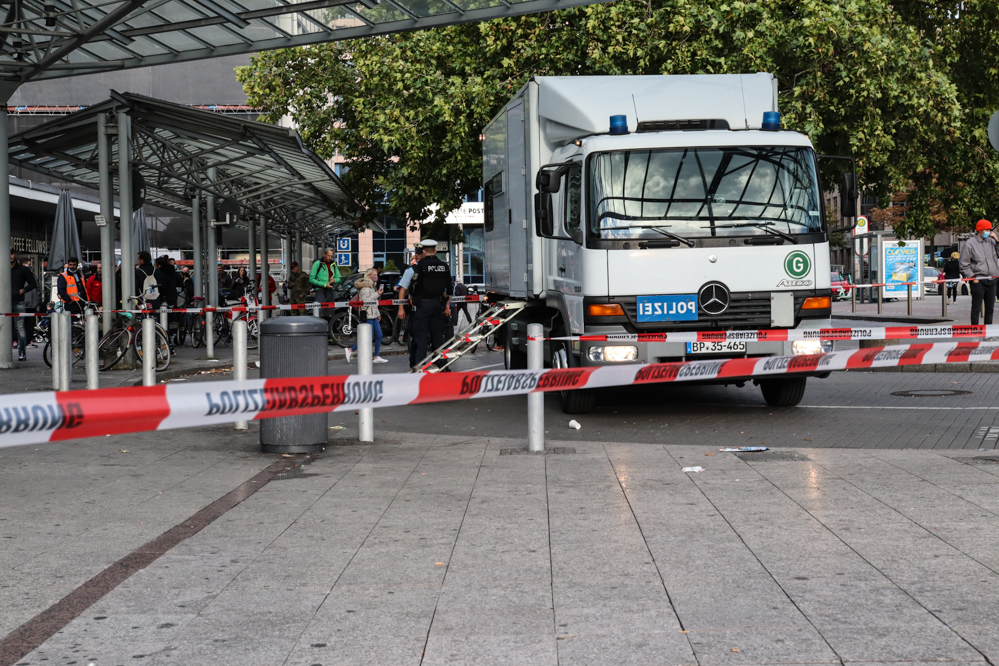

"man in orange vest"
[57,256,88,315]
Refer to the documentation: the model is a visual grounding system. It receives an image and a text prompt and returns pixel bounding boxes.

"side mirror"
[841,172,858,218]
[534,192,554,237]
[536,163,571,193]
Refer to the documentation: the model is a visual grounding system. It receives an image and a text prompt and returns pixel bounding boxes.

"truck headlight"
[792,340,832,356]
[587,345,638,362]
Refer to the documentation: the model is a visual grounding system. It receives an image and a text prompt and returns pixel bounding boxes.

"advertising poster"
[880,238,923,297]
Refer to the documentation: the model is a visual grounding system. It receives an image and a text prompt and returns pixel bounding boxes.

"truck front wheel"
[759,377,807,407]
[552,343,595,414]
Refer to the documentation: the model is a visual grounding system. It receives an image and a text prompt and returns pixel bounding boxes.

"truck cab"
[482,74,840,412]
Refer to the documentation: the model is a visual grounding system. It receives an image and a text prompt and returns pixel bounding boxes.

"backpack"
[142,273,159,302]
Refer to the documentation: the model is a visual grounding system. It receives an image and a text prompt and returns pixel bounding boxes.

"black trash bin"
[259,316,328,453]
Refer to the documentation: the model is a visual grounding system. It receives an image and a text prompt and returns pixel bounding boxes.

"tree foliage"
[237,0,999,239]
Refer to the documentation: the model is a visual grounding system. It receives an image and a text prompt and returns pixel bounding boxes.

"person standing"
[346,268,388,364]
[309,248,341,318]
[86,263,103,306]
[451,280,471,329]
[21,258,40,351]
[217,264,233,295]
[396,244,425,368]
[287,261,311,309]
[943,251,961,303]
[57,257,88,316]
[959,219,999,325]
[230,266,250,300]
[409,239,453,370]
[10,252,37,361]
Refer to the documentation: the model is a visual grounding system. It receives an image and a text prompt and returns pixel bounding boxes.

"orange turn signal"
[802,296,831,310]
[587,303,625,317]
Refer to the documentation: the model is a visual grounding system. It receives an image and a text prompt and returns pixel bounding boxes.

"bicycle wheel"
[134,326,171,372]
[191,316,204,348]
[245,316,259,349]
[44,325,86,367]
[98,327,132,371]
[176,314,189,346]
[329,311,360,348]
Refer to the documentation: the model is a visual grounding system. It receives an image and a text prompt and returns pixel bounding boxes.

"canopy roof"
[0,0,608,85]
[8,91,361,239]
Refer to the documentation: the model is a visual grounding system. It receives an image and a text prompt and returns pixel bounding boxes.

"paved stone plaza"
[3,416,999,664]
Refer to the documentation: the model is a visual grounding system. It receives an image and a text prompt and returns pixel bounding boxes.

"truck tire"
[552,341,595,414]
[759,377,807,407]
[504,327,528,369]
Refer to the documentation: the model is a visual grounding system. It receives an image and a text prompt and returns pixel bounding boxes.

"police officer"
[396,244,425,368]
[409,239,452,370]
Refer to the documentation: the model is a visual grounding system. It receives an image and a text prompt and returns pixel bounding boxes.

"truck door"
[554,163,585,334]
[506,101,528,298]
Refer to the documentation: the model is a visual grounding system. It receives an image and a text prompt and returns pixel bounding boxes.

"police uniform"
[410,248,452,369]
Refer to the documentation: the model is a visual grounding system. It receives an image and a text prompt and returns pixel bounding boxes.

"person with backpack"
[309,248,341,318]
[135,251,154,306]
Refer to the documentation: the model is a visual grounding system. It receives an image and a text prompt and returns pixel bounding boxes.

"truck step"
[410,301,526,373]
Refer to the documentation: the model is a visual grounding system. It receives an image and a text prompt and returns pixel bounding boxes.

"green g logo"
[784,251,811,279]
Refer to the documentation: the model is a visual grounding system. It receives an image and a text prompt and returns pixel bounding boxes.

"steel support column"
[97,113,115,334]
[294,230,302,269]
[0,108,12,368]
[247,214,257,296]
[260,216,270,318]
[206,166,218,307]
[117,110,134,308]
[192,192,203,299]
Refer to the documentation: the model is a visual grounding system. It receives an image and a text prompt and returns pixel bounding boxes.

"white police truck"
[480,74,855,413]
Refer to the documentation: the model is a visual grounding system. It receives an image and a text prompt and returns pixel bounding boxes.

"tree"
[237,0,997,240]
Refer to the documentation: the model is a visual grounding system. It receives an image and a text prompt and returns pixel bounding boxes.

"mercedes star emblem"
[698,282,730,315]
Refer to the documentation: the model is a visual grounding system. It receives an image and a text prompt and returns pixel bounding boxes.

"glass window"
[563,165,582,233]
[588,146,822,240]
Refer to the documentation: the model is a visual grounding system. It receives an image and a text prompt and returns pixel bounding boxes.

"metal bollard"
[877,287,883,315]
[357,322,373,443]
[60,312,72,392]
[942,282,948,317]
[907,283,912,316]
[51,311,62,390]
[205,310,214,358]
[851,287,856,313]
[85,309,99,389]
[233,319,248,430]
[527,323,544,452]
[142,317,156,387]
[159,305,169,335]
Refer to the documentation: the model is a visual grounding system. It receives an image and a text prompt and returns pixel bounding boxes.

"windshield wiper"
[705,221,798,244]
[599,222,695,247]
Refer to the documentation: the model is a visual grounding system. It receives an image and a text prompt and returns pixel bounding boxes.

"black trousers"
[412,300,446,369]
[970,279,997,325]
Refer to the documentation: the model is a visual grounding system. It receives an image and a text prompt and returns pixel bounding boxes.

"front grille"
[617,292,804,332]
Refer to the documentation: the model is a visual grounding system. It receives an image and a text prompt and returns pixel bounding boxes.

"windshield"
[588,146,823,240]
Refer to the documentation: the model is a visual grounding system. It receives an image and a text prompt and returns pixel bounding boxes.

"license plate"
[686,341,748,355]
[636,294,698,322]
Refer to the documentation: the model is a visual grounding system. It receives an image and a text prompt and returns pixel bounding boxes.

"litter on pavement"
[719,447,769,452]
[682,466,705,473]
[568,420,582,430]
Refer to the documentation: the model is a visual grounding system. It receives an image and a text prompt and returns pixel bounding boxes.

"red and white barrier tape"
[844,275,997,290]
[1,340,997,449]
[1,295,483,318]
[550,324,999,343]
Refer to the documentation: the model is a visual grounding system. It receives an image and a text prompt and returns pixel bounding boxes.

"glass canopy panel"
[352,2,410,23]
[307,7,367,29]
[396,0,460,17]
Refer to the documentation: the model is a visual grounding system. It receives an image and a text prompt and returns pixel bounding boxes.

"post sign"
[336,237,351,252]
[854,215,868,235]
[879,237,924,298]
[336,252,351,267]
